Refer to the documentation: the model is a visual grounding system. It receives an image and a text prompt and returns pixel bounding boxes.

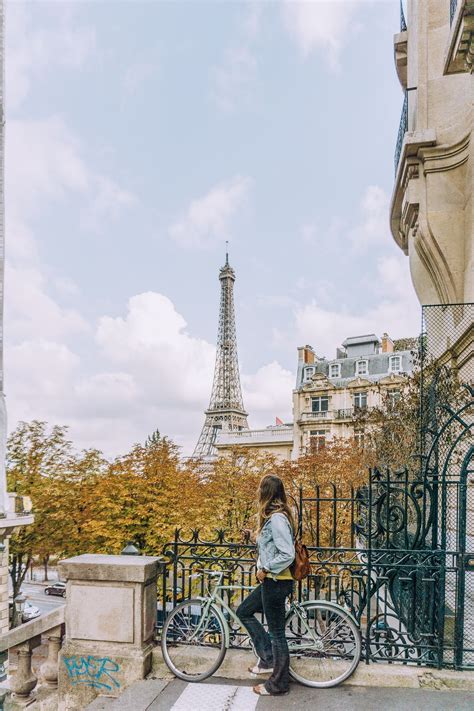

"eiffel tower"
[193,252,248,459]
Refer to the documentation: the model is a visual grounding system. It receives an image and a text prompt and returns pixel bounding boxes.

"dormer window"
[329,363,341,378]
[304,367,315,381]
[389,355,402,373]
[356,360,368,376]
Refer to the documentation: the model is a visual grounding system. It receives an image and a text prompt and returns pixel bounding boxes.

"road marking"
[170,682,258,711]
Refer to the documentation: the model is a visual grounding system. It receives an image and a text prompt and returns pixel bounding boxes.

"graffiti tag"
[63,655,121,691]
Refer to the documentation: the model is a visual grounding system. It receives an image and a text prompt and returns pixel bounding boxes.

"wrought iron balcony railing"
[335,408,354,420]
[400,0,407,31]
[394,90,408,174]
[450,0,458,25]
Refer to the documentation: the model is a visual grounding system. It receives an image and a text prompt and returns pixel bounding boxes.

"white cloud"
[294,253,420,358]
[5,340,80,424]
[211,3,264,112]
[6,3,96,111]
[7,117,89,218]
[242,361,294,425]
[81,176,137,233]
[96,291,216,407]
[6,263,88,343]
[7,287,296,456]
[123,58,159,96]
[349,185,389,251]
[282,0,363,70]
[169,176,252,249]
[212,47,257,112]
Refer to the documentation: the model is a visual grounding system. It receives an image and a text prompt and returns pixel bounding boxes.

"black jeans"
[236,578,293,694]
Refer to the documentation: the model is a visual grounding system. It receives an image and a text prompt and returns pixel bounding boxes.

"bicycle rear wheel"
[161,598,227,682]
[287,600,361,688]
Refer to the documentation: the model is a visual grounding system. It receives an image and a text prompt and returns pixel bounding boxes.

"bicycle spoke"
[288,603,361,688]
[162,599,227,681]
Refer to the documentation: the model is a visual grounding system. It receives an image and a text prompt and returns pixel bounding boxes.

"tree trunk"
[43,555,50,581]
[10,554,32,598]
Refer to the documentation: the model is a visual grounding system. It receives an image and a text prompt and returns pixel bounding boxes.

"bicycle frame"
[188,571,320,652]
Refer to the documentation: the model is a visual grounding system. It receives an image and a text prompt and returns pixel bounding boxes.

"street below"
[14,582,65,617]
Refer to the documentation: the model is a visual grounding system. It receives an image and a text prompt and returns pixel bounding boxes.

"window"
[329,363,341,378]
[304,367,315,381]
[311,396,329,415]
[354,430,365,449]
[356,360,368,376]
[353,392,368,410]
[309,430,326,452]
[389,355,402,373]
[388,390,401,408]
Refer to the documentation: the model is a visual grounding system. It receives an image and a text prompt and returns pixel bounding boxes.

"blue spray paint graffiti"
[63,655,121,691]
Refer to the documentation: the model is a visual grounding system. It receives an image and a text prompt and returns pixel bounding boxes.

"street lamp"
[13,593,26,628]
[121,541,140,556]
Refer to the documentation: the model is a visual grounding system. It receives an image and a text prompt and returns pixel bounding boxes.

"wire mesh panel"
[420,304,474,668]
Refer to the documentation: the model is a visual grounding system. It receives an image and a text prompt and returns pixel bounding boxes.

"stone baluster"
[40,625,64,688]
[9,636,41,705]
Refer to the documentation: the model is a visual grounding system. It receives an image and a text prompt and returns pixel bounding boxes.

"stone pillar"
[57,554,161,710]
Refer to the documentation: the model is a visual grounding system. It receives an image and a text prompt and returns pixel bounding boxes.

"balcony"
[394,1,408,89]
[215,426,293,447]
[335,408,354,420]
[300,410,332,422]
[394,92,408,173]
[444,0,474,75]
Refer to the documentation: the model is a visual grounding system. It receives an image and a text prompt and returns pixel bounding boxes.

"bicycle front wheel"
[287,601,361,688]
[161,598,227,682]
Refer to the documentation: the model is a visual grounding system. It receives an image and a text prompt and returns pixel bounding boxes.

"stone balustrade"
[0,606,65,707]
[0,554,163,710]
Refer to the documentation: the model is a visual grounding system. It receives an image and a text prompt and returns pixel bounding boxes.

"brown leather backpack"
[290,539,311,581]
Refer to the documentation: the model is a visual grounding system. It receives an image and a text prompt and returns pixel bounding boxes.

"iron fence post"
[365,469,373,664]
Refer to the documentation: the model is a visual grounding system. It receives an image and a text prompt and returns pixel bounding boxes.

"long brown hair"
[256,474,295,534]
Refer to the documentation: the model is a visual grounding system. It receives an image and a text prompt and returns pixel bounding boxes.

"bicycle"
[161,569,361,688]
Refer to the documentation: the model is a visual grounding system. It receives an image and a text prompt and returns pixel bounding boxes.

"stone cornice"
[444,3,474,75]
[390,130,437,254]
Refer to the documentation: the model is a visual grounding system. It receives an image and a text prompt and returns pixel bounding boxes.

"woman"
[237,474,295,697]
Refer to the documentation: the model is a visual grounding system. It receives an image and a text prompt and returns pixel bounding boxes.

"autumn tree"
[7,421,74,594]
[85,434,206,554]
[202,448,277,537]
[7,421,108,593]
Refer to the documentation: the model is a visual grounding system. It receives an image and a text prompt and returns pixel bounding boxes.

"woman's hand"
[240,528,255,544]
[256,569,267,583]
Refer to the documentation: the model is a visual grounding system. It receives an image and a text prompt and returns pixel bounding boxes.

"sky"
[5,0,420,457]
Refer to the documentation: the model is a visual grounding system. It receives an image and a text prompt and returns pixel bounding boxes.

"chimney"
[381,333,394,353]
[297,345,315,364]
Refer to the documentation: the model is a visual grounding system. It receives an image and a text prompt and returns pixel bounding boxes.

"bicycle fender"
[296,599,360,631]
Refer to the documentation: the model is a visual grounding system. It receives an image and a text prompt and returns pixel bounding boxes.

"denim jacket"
[256,513,295,575]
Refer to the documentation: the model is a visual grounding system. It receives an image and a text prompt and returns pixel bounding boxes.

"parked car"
[22,601,41,621]
[44,582,66,598]
[8,599,41,623]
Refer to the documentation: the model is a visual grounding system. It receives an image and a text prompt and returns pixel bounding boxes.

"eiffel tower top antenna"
[193,250,248,459]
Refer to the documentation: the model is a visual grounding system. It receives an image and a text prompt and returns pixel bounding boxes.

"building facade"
[292,334,414,458]
[391,0,473,375]
[214,424,293,461]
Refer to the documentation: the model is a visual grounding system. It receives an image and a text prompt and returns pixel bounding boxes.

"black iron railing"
[394,91,408,174]
[450,0,458,25]
[157,458,474,667]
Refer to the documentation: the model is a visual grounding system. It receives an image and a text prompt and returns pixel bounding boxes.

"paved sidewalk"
[88,677,474,710]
